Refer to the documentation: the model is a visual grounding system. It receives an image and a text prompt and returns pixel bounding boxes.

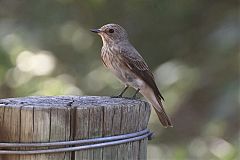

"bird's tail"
[141,87,173,128]
[153,95,173,127]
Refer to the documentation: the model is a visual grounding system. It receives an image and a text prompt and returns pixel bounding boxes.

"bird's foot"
[110,95,123,98]
[132,95,140,99]
[110,95,139,100]
[111,86,129,98]
[123,96,140,100]
[129,88,140,100]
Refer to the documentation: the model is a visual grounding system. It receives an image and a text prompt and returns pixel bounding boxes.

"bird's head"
[90,24,128,45]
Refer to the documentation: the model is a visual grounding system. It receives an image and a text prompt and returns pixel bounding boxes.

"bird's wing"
[119,46,164,100]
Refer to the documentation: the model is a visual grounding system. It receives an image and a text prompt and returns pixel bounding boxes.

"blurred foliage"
[0,0,239,159]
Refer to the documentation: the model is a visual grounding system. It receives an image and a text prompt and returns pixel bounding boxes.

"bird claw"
[132,96,140,100]
[124,96,140,100]
[110,95,139,100]
[110,95,123,98]
[111,86,129,99]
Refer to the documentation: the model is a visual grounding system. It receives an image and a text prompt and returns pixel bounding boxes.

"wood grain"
[0,96,151,160]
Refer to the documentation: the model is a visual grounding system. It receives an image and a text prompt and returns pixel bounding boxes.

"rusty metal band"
[0,129,153,155]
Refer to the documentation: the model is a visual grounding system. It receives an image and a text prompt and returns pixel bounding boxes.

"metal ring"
[0,129,152,155]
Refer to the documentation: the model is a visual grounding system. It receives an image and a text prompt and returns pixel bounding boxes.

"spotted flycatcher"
[91,24,172,127]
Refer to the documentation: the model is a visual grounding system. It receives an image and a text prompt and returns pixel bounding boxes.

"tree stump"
[0,96,151,160]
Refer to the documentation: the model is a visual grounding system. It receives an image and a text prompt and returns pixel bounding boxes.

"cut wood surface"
[0,96,151,160]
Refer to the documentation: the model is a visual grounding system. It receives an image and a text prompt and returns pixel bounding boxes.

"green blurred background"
[0,0,239,159]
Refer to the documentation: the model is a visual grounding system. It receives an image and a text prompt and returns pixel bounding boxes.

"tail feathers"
[141,87,173,127]
[154,95,173,128]
[153,106,173,128]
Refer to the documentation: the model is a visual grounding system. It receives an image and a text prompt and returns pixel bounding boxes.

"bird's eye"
[109,29,114,33]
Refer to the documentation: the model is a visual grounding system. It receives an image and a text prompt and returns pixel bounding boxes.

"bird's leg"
[132,88,140,99]
[111,85,129,98]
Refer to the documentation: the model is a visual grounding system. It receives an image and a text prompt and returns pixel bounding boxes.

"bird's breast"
[101,47,118,69]
[101,46,145,89]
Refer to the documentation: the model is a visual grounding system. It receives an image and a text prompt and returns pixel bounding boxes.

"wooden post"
[0,96,151,160]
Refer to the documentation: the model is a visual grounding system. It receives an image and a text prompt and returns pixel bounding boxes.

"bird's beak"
[90,29,101,33]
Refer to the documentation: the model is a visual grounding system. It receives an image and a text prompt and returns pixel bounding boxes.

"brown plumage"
[91,24,173,127]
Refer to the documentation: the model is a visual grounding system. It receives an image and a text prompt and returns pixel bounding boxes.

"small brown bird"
[91,24,172,127]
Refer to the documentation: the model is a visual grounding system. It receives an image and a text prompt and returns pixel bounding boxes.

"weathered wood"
[0,105,21,160]
[0,96,151,160]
